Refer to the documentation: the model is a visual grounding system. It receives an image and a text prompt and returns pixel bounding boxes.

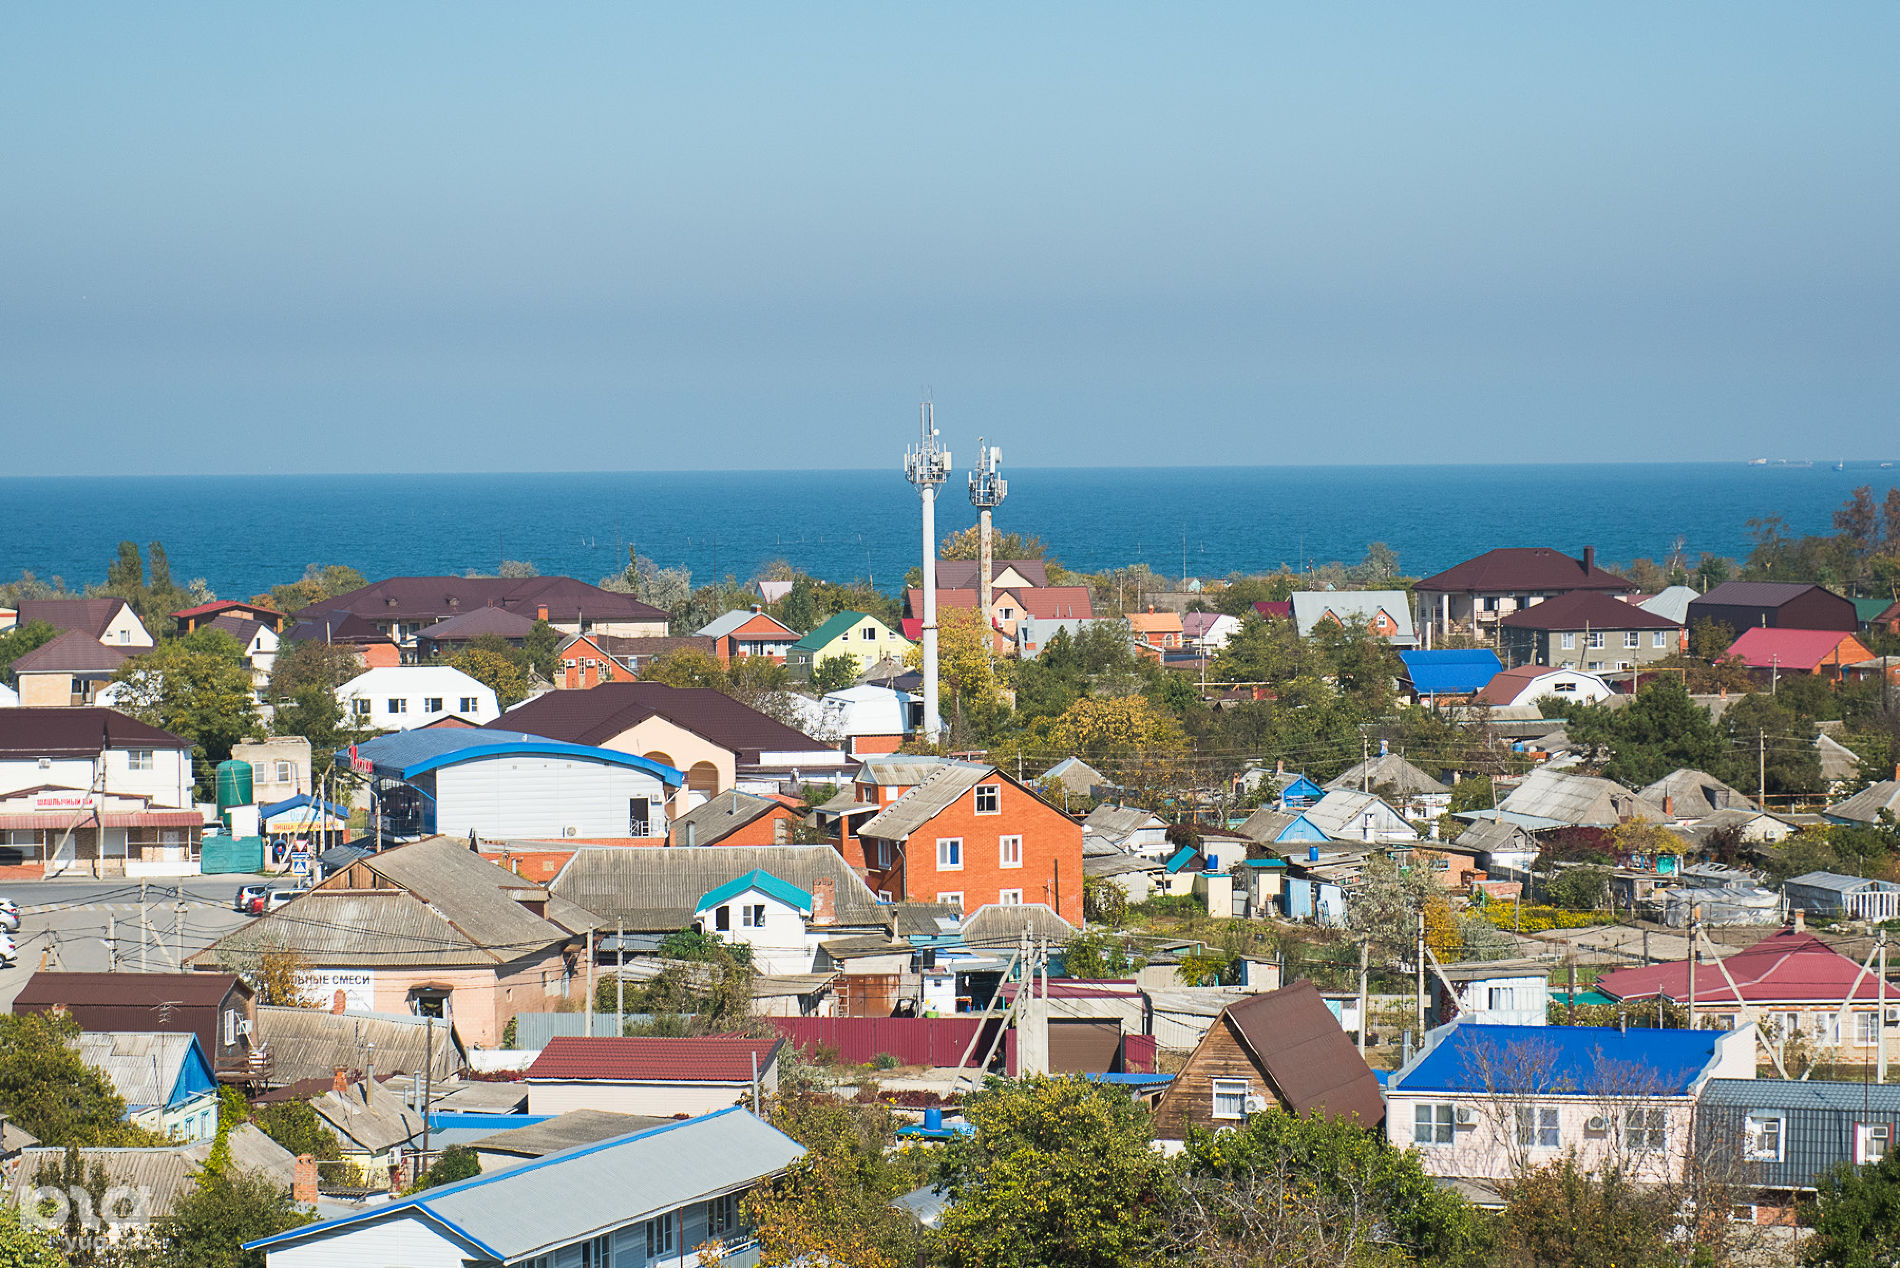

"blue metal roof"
[338,728,684,787]
[1281,774,1325,800]
[695,869,814,914]
[1399,649,1505,695]
[1164,845,1201,874]
[259,793,350,819]
[1395,1023,1724,1096]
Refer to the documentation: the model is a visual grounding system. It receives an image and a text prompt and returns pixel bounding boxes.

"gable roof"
[171,599,283,624]
[246,1108,804,1262]
[696,609,798,640]
[1825,780,1900,824]
[1325,753,1449,797]
[0,707,189,757]
[696,869,813,914]
[1690,580,1847,610]
[1473,665,1614,707]
[960,901,1075,947]
[15,597,135,639]
[76,1032,207,1107]
[1289,591,1416,641]
[671,789,786,846]
[344,727,683,786]
[551,844,887,932]
[1399,649,1504,695]
[1413,548,1634,595]
[857,763,998,841]
[1394,1022,1725,1096]
[255,1005,465,1085]
[491,682,833,764]
[526,1036,784,1083]
[1639,586,1701,625]
[1222,981,1384,1124]
[792,611,879,651]
[934,559,1050,590]
[9,628,134,674]
[12,970,243,1012]
[1495,766,1664,827]
[1497,590,1679,631]
[1302,789,1411,838]
[1638,768,1757,817]
[1725,627,1867,671]
[309,1078,425,1153]
[1596,930,1883,1004]
[414,605,540,642]
[283,608,394,646]
[1236,807,1320,844]
[292,575,664,627]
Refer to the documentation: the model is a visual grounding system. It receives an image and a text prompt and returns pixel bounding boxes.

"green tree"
[263,564,368,615]
[150,1166,310,1268]
[411,1145,480,1191]
[0,1200,64,1267]
[810,654,858,694]
[1564,678,1735,789]
[744,1091,926,1268]
[450,646,529,708]
[1497,1158,1680,1268]
[250,1103,343,1163]
[1544,864,1610,912]
[934,1075,1173,1268]
[0,1013,164,1147]
[522,619,561,683]
[1060,931,1142,979]
[0,621,60,683]
[1804,1146,1900,1268]
[110,629,260,783]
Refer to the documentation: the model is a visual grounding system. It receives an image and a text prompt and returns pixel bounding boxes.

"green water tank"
[215,759,254,815]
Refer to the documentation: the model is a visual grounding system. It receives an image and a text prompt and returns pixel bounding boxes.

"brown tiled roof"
[0,708,189,757]
[492,682,829,762]
[1690,581,1842,609]
[583,634,717,661]
[10,629,133,674]
[1225,981,1385,1125]
[934,559,1050,590]
[283,609,395,645]
[203,614,268,646]
[525,1035,784,1082]
[12,971,242,1010]
[1497,591,1679,631]
[1413,548,1633,594]
[15,598,133,639]
[293,576,663,627]
[415,606,539,642]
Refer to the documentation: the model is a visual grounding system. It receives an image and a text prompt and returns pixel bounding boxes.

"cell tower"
[968,438,1007,630]
[904,401,951,741]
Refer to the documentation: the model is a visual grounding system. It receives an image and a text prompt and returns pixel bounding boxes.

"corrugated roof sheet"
[1596,930,1885,1004]
[1395,1022,1722,1095]
[466,1109,671,1158]
[1399,649,1504,695]
[1638,585,1701,625]
[414,605,540,641]
[526,1036,783,1082]
[1289,591,1416,641]
[1691,580,1841,608]
[255,1005,463,1085]
[1413,548,1633,595]
[1726,626,1864,671]
[8,1147,198,1218]
[671,789,779,846]
[857,763,994,841]
[76,1032,203,1108]
[12,970,240,1010]
[492,681,833,763]
[345,727,683,786]
[1496,766,1664,827]
[1227,981,1385,1125]
[550,844,887,932]
[696,868,812,914]
[310,1079,425,1153]
[10,628,133,674]
[0,707,190,758]
[292,575,664,627]
[1497,590,1679,631]
[960,902,1075,948]
[1325,754,1449,797]
[16,597,134,639]
[1701,1077,1900,1111]
[1825,780,1900,824]
[1302,790,1410,838]
[1638,768,1757,816]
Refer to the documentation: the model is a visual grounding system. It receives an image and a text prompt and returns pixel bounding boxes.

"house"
[1180,612,1241,653]
[1014,615,1121,658]
[787,611,913,678]
[1290,591,1418,647]
[1725,627,1876,681]
[849,763,1085,923]
[12,971,258,1082]
[1125,609,1185,650]
[1453,819,1540,881]
[1412,547,1637,642]
[694,870,818,974]
[1083,851,1165,904]
[1385,1021,1754,1184]
[1426,960,1552,1028]
[343,727,682,844]
[1325,752,1451,817]
[1236,806,1330,847]
[1682,807,1800,846]
[1252,600,1292,621]
[1279,850,1352,924]
[232,736,312,805]
[460,1108,670,1175]
[1082,804,1170,857]
[192,612,280,690]
[1639,768,1757,822]
[786,684,937,757]
[1637,586,1701,626]
[1398,649,1505,703]
[15,597,153,648]
[670,790,802,848]
[524,1036,784,1117]
[77,1032,221,1143]
[934,558,1051,592]
[1781,871,1900,922]
[253,1002,464,1087]
[280,608,402,669]
[1497,590,1683,673]
[1697,1079,1900,1224]
[412,605,540,660]
[1687,581,1859,634]
[553,631,717,689]
[0,709,198,876]
[1040,756,1109,801]
[1272,771,1327,809]
[1595,930,1900,1064]
[1822,779,1900,826]
[1302,789,1419,843]
[1490,766,1665,829]
[172,599,284,635]
[337,665,501,730]
[246,1107,804,1268]
[289,575,668,660]
[8,630,134,707]
[306,1072,426,1180]
[6,1135,291,1238]
[496,680,850,812]
[1474,665,1617,709]
[697,607,801,663]
[1150,981,1384,1140]
[190,836,584,1047]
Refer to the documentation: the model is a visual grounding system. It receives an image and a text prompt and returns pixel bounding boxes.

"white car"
[0,910,17,934]
[0,932,16,966]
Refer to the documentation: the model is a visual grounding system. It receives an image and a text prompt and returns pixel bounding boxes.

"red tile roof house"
[13,597,155,648]
[1724,627,1876,683]
[1412,547,1636,645]
[524,1036,786,1117]
[1596,929,1898,1069]
[290,575,667,663]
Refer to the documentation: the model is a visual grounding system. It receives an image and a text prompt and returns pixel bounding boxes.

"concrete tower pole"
[905,402,949,741]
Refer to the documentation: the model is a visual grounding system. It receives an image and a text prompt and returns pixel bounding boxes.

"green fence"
[200,835,264,874]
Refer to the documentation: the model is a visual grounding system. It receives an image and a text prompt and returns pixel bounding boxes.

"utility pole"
[1759,729,1766,806]
[904,401,951,741]
[616,922,625,1035]
[1686,909,1700,1031]
[421,1015,434,1165]
[105,914,116,971]
[1879,929,1889,1085]
[1357,941,1369,1056]
[173,898,187,970]
[1415,911,1426,1035]
[139,881,148,972]
[584,928,596,1037]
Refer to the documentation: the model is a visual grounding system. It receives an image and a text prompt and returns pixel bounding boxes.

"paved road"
[0,875,259,1010]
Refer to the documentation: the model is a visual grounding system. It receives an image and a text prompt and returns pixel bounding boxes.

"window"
[1624,631,1640,649]
[875,840,892,869]
[861,626,875,640]
[1554,680,1576,693]
[423,696,443,713]
[741,904,766,928]
[645,1211,676,1258]
[1625,1106,1667,1152]
[1486,987,1515,1011]
[119,629,130,643]
[1745,1113,1784,1161]
[1211,1079,1249,1120]
[274,760,291,783]
[1588,631,1605,648]
[387,698,407,714]
[1858,1124,1892,1163]
[351,698,371,717]
[937,892,963,909]
[630,798,651,836]
[878,889,893,902]
[1653,630,1668,648]
[126,749,153,772]
[937,838,962,870]
[998,889,1023,905]
[974,784,1001,815]
[1516,1106,1560,1149]
[1560,632,1575,649]
[707,1192,739,1237]
[1858,1013,1881,1045]
[999,835,1023,868]
[1729,1204,1757,1224]
[1414,1103,1455,1145]
[715,905,731,932]
[581,1232,614,1267]
[460,696,479,713]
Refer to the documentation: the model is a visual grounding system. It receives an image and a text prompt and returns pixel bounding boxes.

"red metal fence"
[771,1017,1012,1072]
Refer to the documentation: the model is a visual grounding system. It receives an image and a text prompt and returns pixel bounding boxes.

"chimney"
[331,1067,348,1093]
[750,604,762,614]
[1663,795,1674,818]
[1275,759,1284,776]
[1582,546,1595,573]
[1793,909,1805,934]
[812,877,836,927]
[332,990,347,1015]
[537,604,549,621]
[293,1155,318,1206]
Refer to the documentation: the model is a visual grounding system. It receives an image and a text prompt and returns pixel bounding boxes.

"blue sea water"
[1,463,1896,602]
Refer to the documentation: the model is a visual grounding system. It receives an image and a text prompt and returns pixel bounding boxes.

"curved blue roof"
[337,728,684,787]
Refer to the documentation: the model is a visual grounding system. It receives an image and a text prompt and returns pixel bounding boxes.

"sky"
[2,3,1896,474]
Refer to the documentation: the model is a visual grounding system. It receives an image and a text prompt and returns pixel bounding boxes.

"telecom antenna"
[904,401,951,740]
[968,438,1008,631]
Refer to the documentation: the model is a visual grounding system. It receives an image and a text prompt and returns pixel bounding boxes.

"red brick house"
[841,762,1082,925]
[696,608,801,665]
[669,790,803,848]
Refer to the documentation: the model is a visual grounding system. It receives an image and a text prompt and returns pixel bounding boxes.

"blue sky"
[2,3,1895,473]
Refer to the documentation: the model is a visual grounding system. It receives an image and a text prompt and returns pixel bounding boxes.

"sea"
[2,462,1897,601]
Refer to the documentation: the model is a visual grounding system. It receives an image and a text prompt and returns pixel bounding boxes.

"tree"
[1804,1146,1900,1268]
[263,564,367,615]
[150,1166,310,1268]
[1544,865,1610,912]
[450,647,529,708]
[1061,931,1142,979]
[0,1200,63,1267]
[0,622,60,682]
[110,629,260,783]
[0,1013,163,1147]
[251,1102,344,1162]
[745,1091,926,1268]
[934,1075,1173,1268]
[1346,853,1434,965]
[1497,1158,1679,1268]
[522,619,561,682]
[1563,678,1734,789]
[810,654,858,694]
[411,1145,480,1191]
[940,526,1049,562]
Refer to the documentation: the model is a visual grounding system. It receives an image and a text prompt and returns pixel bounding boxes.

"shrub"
[872,1053,900,1070]
[1474,902,1612,934]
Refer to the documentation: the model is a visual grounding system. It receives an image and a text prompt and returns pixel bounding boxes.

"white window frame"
[1211,1078,1249,1120]
[937,838,963,870]
[1858,1012,1881,1045]
[582,1231,614,1267]
[1624,630,1640,649]
[1560,632,1575,650]
[707,1191,739,1238]
[741,903,766,928]
[126,749,154,772]
[1588,630,1605,649]
[1624,1105,1667,1152]
[1745,1113,1784,1162]
[1858,1123,1892,1164]
[875,840,892,869]
[999,835,1023,868]
[973,784,1002,815]
[1653,630,1668,648]
[273,760,291,783]
[644,1211,676,1258]
[1516,1105,1560,1149]
[936,891,963,910]
[998,889,1023,906]
[1413,1102,1454,1145]
[1486,987,1514,1011]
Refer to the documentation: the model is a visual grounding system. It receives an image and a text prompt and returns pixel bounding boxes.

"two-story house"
[1687,581,1859,634]
[1412,547,1637,643]
[289,575,667,662]
[786,611,913,678]
[13,597,154,649]
[1290,591,1418,647]
[697,608,801,664]
[1497,590,1684,673]
[0,708,198,876]
[8,630,135,707]
[1698,1079,1900,1227]
[336,665,501,730]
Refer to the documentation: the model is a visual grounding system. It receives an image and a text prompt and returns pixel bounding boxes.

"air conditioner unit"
[1886,1008,1900,1026]
[1243,1094,1269,1114]
[1455,1106,1476,1125]
[561,825,581,839]
[1585,1115,1610,1133]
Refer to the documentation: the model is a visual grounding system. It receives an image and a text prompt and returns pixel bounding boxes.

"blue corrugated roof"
[1399,649,1505,695]
[695,868,814,914]
[1395,1023,1723,1096]
[1164,845,1200,874]
[260,793,350,819]
[338,728,684,787]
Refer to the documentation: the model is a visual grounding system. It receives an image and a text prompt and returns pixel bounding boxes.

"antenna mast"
[968,438,1008,633]
[904,401,951,741]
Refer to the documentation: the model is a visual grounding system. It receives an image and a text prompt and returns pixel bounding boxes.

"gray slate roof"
[670,789,781,846]
[961,902,1075,948]
[1237,807,1303,843]
[1496,766,1665,827]
[1817,734,1862,783]
[1290,590,1416,641]
[1639,769,1758,817]
[551,844,887,932]
[1325,753,1450,797]
[465,1109,671,1159]
[1826,780,1900,824]
[857,763,995,842]
[1302,790,1411,838]
[1701,1077,1900,1111]
[1082,803,1167,844]
[310,1079,425,1154]
[75,1032,199,1108]
[256,1005,464,1085]
[8,1147,199,1219]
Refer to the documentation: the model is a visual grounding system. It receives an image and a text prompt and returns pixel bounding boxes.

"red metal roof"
[524,1036,784,1082]
[1725,627,1867,672]
[1596,931,1884,1004]
[1497,590,1679,631]
[1414,547,1633,595]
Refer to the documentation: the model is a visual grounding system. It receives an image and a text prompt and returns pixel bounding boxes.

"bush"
[872,1053,900,1070]
[411,1144,481,1192]
[1474,902,1612,935]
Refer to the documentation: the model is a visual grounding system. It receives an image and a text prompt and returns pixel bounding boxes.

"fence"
[771,1016,1011,1071]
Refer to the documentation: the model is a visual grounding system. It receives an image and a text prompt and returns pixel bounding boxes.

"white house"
[1428,960,1553,1028]
[337,665,500,730]
[1303,790,1419,844]
[694,869,819,975]
[1290,591,1418,647]
[1181,612,1242,653]
[1474,666,1617,709]
[248,1107,803,1268]
[786,684,940,756]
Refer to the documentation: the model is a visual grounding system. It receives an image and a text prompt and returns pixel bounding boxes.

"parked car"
[0,932,16,966]
[265,888,301,913]
[234,884,269,914]
[0,909,17,934]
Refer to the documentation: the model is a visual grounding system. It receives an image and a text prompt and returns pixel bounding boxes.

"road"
[0,875,257,1010]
